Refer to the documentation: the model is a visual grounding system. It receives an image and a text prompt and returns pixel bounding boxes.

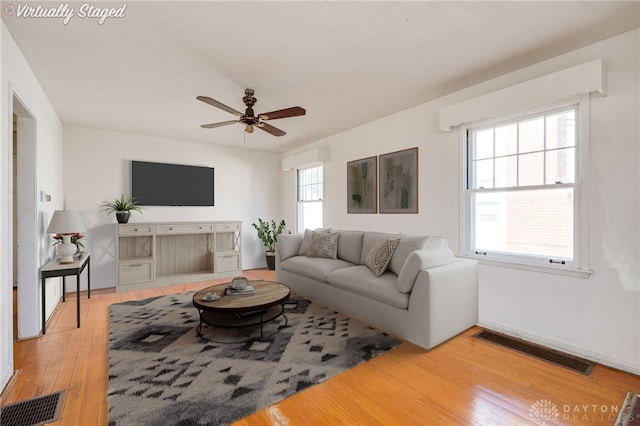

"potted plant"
[100,195,144,224]
[251,218,286,270]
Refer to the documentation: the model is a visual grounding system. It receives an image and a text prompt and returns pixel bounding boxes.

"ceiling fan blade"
[200,120,239,129]
[196,96,243,117]
[257,122,286,137]
[258,106,306,121]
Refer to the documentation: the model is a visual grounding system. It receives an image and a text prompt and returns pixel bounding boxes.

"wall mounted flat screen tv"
[132,161,214,206]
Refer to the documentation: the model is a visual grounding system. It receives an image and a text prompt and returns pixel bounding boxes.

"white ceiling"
[3,1,639,153]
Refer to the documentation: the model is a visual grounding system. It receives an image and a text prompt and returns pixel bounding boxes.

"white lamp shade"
[46,210,87,234]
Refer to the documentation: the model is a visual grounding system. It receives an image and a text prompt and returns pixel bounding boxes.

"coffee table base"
[196,305,287,340]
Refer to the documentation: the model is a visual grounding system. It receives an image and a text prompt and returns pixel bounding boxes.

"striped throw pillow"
[308,231,339,259]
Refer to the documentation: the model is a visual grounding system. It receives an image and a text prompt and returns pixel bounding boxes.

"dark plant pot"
[116,211,130,224]
[265,253,276,270]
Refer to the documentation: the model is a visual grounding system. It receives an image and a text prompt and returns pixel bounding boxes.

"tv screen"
[132,161,215,206]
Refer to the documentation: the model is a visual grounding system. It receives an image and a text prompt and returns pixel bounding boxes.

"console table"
[40,251,91,334]
[116,221,242,292]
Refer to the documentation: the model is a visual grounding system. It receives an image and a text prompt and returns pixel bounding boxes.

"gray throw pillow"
[308,231,339,259]
[365,237,401,277]
[299,228,330,256]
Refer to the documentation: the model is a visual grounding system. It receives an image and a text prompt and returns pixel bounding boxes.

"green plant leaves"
[251,218,286,252]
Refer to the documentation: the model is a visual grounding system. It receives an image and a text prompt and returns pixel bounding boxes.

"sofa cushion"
[280,256,353,281]
[360,232,401,265]
[334,230,364,264]
[389,234,430,275]
[277,233,303,262]
[308,231,339,259]
[365,237,400,277]
[298,228,330,256]
[327,265,409,309]
[423,236,449,250]
[396,247,454,293]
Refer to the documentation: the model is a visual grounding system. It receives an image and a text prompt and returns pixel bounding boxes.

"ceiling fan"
[197,88,306,137]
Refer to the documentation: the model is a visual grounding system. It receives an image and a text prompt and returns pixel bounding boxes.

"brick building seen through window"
[469,107,575,262]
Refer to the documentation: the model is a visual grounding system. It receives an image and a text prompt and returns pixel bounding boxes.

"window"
[463,101,588,274]
[297,165,323,232]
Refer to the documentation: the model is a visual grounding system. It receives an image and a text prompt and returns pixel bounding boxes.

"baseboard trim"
[478,320,640,376]
[0,369,21,404]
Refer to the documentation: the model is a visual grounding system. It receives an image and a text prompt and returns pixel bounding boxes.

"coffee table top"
[193,280,290,313]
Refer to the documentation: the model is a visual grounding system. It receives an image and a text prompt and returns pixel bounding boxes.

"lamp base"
[57,235,77,264]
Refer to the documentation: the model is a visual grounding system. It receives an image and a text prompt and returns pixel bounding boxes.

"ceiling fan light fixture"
[198,89,305,138]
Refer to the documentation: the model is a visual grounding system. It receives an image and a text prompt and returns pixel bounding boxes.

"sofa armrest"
[276,233,304,266]
[408,257,479,348]
[396,248,454,293]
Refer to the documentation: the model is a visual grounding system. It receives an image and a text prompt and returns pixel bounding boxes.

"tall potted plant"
[251,218,285,270]
[100,195,144,224]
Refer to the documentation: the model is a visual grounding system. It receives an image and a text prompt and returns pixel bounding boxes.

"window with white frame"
[463,101,588,272]
[297,165,323,232]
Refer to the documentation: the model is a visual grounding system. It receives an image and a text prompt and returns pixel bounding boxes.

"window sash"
[297,166,323,201]
[470,185,574,263]
[297,166,323,232]
[463,101,586,271]
[468,106,576,191]
[297,200,322,232]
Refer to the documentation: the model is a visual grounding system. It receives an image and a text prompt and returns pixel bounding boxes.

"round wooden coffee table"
[192,280,290,339]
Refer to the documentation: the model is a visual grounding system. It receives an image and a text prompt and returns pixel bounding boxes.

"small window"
[463,103,587,272]
[297,165,323,232]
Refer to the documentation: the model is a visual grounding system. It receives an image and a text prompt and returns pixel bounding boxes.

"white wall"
[0,22,64,392]
[63,126,282,289]
[281,30,640,373]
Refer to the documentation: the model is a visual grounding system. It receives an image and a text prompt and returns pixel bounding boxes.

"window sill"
[461,256,592,279]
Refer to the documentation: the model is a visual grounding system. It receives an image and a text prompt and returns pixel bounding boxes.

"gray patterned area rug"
[108,292,401,425]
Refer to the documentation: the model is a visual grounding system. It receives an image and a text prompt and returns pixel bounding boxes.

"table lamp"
[47,210,86,264]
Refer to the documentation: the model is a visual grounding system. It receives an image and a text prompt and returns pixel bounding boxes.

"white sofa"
[275,229,479,350]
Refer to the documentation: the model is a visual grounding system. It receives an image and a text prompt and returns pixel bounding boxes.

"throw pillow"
[276,234,302,262]
[365,237,401,277]
[299,228,331,256]
[334,230,364,264]
[308,231,339,259]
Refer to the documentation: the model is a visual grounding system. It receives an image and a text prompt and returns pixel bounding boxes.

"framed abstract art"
[379,147,418,213]
[347,156,377,213]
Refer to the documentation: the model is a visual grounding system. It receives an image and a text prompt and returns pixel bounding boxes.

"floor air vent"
[0,390,65,426]
[474,330,595,375]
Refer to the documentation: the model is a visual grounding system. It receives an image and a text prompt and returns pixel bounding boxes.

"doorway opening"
[12,96,37,341]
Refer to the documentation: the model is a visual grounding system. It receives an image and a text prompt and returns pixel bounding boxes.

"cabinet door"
[216,254,240,273]
[118,261,153,285]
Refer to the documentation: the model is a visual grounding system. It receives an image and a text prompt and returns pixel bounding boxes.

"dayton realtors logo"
[3,3,127,25]
[529,399,559,425]
[530,399,624,423]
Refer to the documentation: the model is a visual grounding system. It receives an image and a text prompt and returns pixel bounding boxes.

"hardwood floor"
[3,268,639,425]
